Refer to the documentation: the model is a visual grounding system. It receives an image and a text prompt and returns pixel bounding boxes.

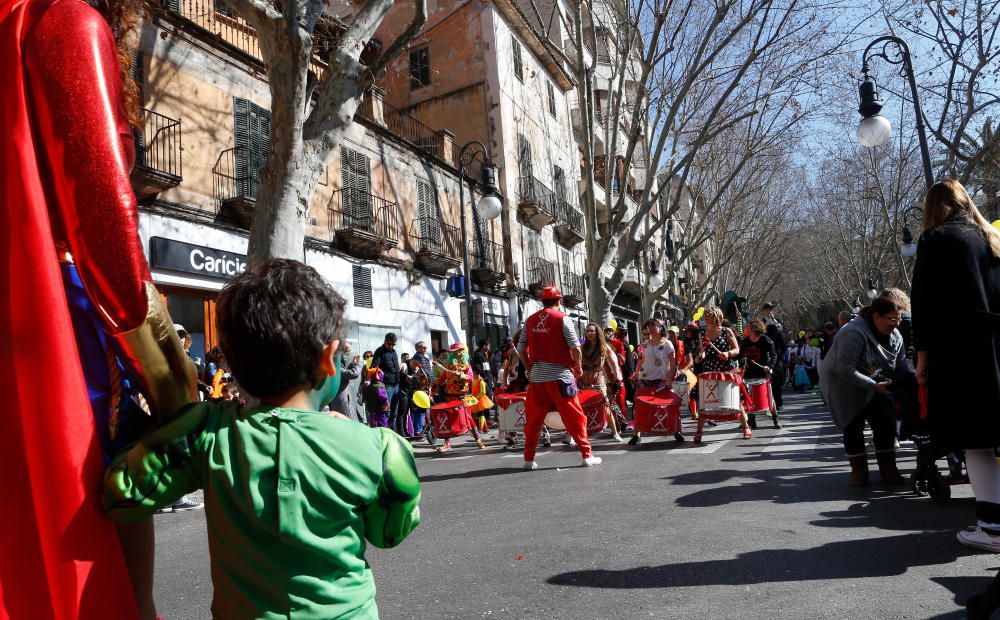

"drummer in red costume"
[517,287,602,469]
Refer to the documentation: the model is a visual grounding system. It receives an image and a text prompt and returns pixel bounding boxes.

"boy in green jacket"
[104,258,421,619]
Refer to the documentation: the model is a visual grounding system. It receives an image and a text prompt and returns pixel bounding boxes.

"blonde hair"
[880,287,911,312]
[924,179,1000,258]
[704,306,724,324]
[748,319,766,335]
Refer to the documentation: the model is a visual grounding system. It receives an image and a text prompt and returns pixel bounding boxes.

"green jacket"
[103,401,421,619]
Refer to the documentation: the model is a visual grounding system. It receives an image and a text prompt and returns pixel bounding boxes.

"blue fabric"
[794,364,811,387]
[61,263,147,462]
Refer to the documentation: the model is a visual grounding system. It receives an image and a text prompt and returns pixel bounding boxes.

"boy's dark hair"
[217,258,345,398]
[384,332,397,344]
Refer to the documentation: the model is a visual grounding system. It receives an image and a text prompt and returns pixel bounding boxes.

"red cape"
[0,0,138,617]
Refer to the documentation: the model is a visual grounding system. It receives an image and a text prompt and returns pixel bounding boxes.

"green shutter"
[233,98,270,198]
[341,147,372,229]
[417,180,442,251]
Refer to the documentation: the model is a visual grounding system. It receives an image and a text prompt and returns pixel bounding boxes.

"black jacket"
[912,213,1000,449]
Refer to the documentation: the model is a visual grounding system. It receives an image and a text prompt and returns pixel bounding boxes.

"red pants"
[523,381,592,461]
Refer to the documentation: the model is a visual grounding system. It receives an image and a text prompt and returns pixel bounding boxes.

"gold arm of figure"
[112,282,197,423]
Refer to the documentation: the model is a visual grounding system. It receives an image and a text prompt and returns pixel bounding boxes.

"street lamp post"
[457,141,502,351]
[856,36,935,190]
[899,204,922,257]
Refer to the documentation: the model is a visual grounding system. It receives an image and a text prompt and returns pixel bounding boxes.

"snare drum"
[429,400,472,438]
[745,378,773,416]
[544,410,566,430]
[496,392,528,433]
[633,393,682,434]
[698,372,743,421]
[579,389,608,435]
[672,379,691,408]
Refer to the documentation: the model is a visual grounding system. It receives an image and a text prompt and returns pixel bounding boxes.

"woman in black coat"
[911,179,1000,557]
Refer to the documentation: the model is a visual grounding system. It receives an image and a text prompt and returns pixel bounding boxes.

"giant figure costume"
[0,1,195,617]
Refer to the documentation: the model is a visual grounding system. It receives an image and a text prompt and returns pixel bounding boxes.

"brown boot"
[875,451,905,485]
[848,455,869,487]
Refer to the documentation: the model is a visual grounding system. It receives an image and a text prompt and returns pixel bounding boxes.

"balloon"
[628,344,635,352]
[365,357,373,369]
[799,330,806,338]
[993,220,1000,232]
[609,318,618,331]
[412,390,431,409]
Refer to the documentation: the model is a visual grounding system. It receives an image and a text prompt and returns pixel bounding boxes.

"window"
[214,0,236,18]
[409,47,431,90]
[512,36,523,82]
[341,147,372,229]
[517,134,533,179]
[352,265,373,308]
[553,165,566,203]
[416,179,442,251]
[233,97,271,198]
[547,81,556,117]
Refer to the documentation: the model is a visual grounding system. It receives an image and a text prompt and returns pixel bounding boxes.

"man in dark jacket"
[372,333,402,433]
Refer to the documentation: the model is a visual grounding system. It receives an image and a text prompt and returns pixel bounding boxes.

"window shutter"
[352,265,374,308]
[518,135,532,179]
[512,37,523,82]
[547,82,556,117]
[233,97,250,196]
[417,180,442,251]
[341,147,372,229]
[553,165,565,202]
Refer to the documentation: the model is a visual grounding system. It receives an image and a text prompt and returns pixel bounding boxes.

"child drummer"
[432,343,485,452]
[739,319,780,430]
[630,318,682,445]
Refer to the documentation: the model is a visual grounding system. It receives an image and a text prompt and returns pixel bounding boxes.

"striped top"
[516,315,580,384]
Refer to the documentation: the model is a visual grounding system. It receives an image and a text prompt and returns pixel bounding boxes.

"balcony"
[330,188,399,258]
[470,238,507,289]
[526,256,556,296]
[570,106,605,151]
[553,200,584,247]
[562,272,586,307]
[412,217,461,276]
[517,176,557,231]
[131,108,182,200]
[212,146,259,228]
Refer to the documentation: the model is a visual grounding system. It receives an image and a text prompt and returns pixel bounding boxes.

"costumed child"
[433,343,486,452]
[629,318,682,445]
[103,259,421,619]
[363,366,392,428]
[470,363,495,433]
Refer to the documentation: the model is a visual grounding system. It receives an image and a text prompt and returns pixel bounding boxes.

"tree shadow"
[547,533,978,589]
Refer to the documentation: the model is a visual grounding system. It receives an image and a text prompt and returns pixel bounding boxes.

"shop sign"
[150,237,246,279]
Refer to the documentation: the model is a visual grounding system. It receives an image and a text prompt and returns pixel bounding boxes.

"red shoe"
[693,433,703,444]
[742,430,752,439]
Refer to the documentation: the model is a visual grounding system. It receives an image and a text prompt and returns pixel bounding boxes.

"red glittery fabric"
[23,0,149,332]
[0,0,142,617]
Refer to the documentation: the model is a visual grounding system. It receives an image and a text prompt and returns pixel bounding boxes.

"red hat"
[541,286,563,300]
[449,342,467,352]
[686,322,701,331]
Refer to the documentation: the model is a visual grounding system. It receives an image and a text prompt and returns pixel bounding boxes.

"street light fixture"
[856,36,935,190]
[866,279,879,300]
[898,204,922,258]
[457,140,502,350]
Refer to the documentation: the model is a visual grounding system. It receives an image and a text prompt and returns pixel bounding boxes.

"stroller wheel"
[927,470,952,504]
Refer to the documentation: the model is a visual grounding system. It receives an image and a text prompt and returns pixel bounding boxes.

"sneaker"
[562,436,576,446]
[612,434,625,443]
[582,455,603,467]
[957,527,1000,553]
[476,440,486,449]
[674,432,685,443]
[168,497,203,512]
[628,435,641,446]
[742,430,753,439]
[772,419,782,429]
[706,420,719,427]
[893,437,901,449]
[543,438,552,447]
[523,460,538,470]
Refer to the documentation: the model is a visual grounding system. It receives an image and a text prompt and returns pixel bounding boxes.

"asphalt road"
[153,392,996,619]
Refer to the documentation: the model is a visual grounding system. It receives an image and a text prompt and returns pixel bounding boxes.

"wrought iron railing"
[383,101,438,154]
[330,188,399,242]
[527,256,556,287]
[563,272,586,300]
[212,146,259,206]
[163,0,327,75]
[133,108,182,178]
[470,238,506,274]
[414,216,459,256]
[517,176,557,216]
[555,199,583,234]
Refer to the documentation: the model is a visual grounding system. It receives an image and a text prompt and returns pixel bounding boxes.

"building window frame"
[409,46,431,90]
[512,36,523,82]
[547,81,556,117]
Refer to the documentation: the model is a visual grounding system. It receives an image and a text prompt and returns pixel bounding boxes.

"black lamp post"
[456,141,502,351]
[899,204,922,257]
[856,36,935,190]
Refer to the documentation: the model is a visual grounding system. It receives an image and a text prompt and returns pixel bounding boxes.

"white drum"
[698,374,742,417]
[672,379,690,408]
[544,410,566,430]
[496,392,527,433]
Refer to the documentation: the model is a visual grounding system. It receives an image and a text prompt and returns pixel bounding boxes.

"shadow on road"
[419,467,524,483]
[546,532,979,589]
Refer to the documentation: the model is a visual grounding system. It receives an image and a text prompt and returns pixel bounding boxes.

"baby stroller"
[897,375,968,504]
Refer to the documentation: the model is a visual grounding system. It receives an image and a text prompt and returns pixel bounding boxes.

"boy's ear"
[319,339,341,377]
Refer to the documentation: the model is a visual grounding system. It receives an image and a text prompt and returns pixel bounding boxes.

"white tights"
[965,449,1000,530]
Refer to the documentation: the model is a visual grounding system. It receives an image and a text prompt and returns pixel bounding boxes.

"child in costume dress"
[363,366,392,428]
[470,364,495,433]
[433,343,486,451]
[104,260,420,619]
